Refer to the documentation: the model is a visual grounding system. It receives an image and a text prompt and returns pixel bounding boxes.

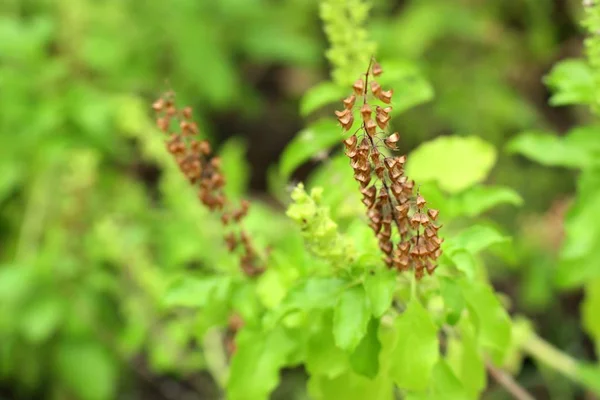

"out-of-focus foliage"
[510,1,600,365]
[1,0,600,398]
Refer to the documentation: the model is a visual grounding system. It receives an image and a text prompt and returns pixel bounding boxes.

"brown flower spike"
[337,60,442,279]
[153,91,264,277]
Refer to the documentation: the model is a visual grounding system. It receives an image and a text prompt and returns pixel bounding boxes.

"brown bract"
[336,60,443,279]
[153,91,264,277]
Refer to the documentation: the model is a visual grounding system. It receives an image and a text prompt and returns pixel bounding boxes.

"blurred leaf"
[241,23,321,66]
[507,131,593,169]
[55,341,117,400]
[227,326,295,400]
[439,276,465,325]
[576,364,600,395]
[256,268,288,309]
[308,368,394,400]
[301,81,346,116]
[582,279,600,357]
[447,250,477,280]
[445,224,511,256]
[446,321,486,399]
[556,170,600,287]
[306,313,348,378]
[377,60,434,114]
[0,265,34,304]
[407,136,496,193]
[390,299,439,391]
[406,360,470,400]
[458,185,523,217]
[231,282,262,322]
[20,297,64,344]
[545,59,594,106]
[220,137,250,200]
[163,276,231,308]
[349,318,381,378]
[0,161,22,203]
[503,317,535,375]
[333,285,370,351]
[268,277,348,326]
[460,281,511,364]
[280,119,342,179]
[363,268,397,318]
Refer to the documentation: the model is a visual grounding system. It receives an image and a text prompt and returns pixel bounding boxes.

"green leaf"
[439,276,465,325]
[447,249,477,280]
[0,264,34,304]
[446,321,486,399]
[507,131,592,169]
[556,171,600,287]
[446,224,511,255]
[544,59,594,106]
[241,22,320,66]
[503,317,534,374]
[308,368,394,400]
[407,360,470,400]
[389,299,439,391]
[458,185,523,217]
[20,297,64,343]
[576,364,600,396]
[306,312,349,379]
[231,281,262,322]
[406,136,496,193]
[55,341,117,400]
[376,60,434,114]
[460,281,512,364]
[163,276,231,308]
[227,326,295,400]
[267,277,349,327]
[282,277,347,311]
[333,286,371,351]
[220,137,249,200]
[582,279,600,358]
[256,268,288,309]
[363,268,397,318]
[349,318,381,378]
[279,119,342,179]
[301,81,346,116]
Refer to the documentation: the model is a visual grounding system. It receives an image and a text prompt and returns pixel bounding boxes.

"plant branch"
[485,360,535,400]
[521,333,580,383]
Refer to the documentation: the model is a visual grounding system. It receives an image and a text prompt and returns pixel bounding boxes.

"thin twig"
[485,360,535,400]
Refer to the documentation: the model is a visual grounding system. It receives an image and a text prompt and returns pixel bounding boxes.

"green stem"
[521,333,599,394]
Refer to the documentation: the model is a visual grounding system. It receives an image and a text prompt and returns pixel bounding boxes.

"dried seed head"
[182,106,193,119]
[428,209,439,220]
[372,62,383,77]
[343,135,358,150]
[360,104,372,121]
[376,106,392,116]
[336,109,354,131]
[157,117,169,132]
[365,119,377,136]
[384,132,400,150]
[376,113,391,130]
[353,79,365,95]
[153,92,264,277]
[343,95,356,109]
[371,81,382,96]
[337,61,442,279]
[166,106,177,117]
[152,98,165,112]
[378,89,393,104]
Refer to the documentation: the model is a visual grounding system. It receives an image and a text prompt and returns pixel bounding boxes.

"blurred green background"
[0,0,596,398]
